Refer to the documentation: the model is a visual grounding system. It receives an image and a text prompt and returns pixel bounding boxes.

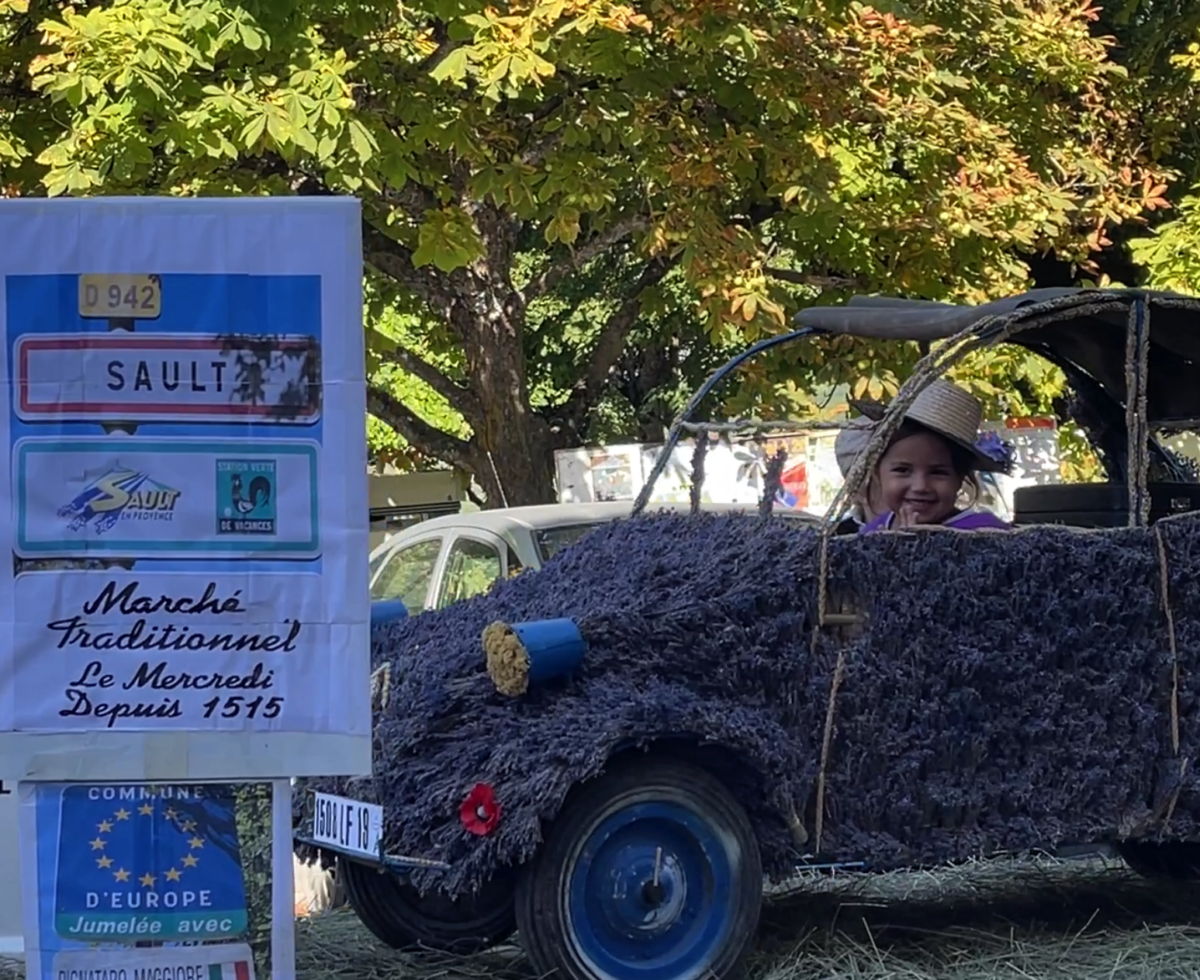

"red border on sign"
[1004,416,1057,430]
[16,334,320,418]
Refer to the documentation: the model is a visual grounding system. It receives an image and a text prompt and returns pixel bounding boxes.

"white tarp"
[0,197,371,780]
[554,419,1062,520]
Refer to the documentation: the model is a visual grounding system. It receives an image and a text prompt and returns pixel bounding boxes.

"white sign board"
[0,197,371,780]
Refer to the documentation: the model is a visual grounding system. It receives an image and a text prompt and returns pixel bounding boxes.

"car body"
[297,288,1200,980]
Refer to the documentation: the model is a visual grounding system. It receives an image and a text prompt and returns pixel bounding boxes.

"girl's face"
[875,430,964,525]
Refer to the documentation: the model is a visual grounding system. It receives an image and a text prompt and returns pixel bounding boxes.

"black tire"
[339,857,516,953]
[1013,483,1200,527]
[515,757,762,980]
[1012,510,1130,528]
[1116,841,1200,881]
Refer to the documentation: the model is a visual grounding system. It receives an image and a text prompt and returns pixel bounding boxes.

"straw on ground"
[6,854,1200,979]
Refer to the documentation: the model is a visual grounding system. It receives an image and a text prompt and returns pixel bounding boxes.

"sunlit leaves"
[412,207,485,271]
[0,0,1186,491]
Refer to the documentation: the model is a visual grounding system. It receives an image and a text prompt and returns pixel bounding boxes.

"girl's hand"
[896,503,921,528]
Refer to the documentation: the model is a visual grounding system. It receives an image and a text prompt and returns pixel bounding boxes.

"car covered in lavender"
[296,288,1200,980]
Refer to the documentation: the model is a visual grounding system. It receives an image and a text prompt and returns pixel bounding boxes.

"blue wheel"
[515,757,762,980]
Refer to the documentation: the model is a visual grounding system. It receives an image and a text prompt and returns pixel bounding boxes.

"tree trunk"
[460,292,555,507]
[466,434,556,507]
[452,209,558,507]
[364,203,666,507]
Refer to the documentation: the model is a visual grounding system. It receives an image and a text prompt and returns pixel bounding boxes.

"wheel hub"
[599,843,688,936]
[565,800,739,979]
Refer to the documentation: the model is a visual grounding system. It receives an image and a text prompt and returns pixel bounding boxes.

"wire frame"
[632,291,1158,530]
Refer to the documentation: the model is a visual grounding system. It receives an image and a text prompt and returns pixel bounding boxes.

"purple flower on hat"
[975,430,1014,470]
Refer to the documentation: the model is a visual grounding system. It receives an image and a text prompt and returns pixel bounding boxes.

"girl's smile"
[875,430,964,526]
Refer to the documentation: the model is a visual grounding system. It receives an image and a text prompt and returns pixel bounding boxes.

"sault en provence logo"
[58,467,181,535]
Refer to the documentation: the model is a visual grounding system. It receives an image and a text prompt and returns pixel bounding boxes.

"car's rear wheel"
[339,857,516,953]
[1116,840,1200,881]
[515,757,762,980]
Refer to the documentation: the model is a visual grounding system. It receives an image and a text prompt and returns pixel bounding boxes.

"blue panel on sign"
[54,784,248,942]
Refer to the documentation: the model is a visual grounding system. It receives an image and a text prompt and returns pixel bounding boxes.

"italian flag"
[208,961,252,980]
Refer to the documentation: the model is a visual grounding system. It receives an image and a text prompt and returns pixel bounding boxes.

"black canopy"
[794,288,1200,424]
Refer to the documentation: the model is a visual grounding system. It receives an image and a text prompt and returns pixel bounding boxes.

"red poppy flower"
[460,783,501,836]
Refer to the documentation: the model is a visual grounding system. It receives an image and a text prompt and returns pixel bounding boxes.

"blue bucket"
[370,598,409,629]
[512,618,587,685]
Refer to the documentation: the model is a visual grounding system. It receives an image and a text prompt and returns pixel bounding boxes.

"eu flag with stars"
[55,783,248,942]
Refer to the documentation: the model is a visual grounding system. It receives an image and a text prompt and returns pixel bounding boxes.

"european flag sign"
[54,784,248,942]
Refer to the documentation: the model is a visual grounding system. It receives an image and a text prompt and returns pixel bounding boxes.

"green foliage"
[1126,27,1200,294]
[233,783,274,979]
[1129,187,1200,293]
[0,0,1184,500]
[367,305,471,468]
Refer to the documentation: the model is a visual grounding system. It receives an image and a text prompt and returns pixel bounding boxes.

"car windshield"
[368,547,390,582]
[535,522,610,563]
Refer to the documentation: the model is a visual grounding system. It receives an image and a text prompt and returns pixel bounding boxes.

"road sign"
[53,784,248,942]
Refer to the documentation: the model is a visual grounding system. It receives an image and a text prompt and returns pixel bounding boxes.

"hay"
[4,859,1200,978]
[481,621,529,697]
[749,855,1200,980]
[286,858,1200,980]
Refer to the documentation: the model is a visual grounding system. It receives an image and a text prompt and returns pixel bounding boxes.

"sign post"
[0,197,370,977]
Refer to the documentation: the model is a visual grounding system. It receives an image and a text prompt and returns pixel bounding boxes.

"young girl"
[855,379,1012,533]
[833,417,884,533]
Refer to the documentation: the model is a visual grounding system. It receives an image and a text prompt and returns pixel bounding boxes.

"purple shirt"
[858,509,1011,534]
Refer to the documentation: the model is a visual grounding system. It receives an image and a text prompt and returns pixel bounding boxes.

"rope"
[810,517,845,855]
[680,419,850,435]
[369,663,391,713]
[812,636,845,855]
[799,326,999,854]
[689,433,708,514]
[1154,526,1180,758]
[1125,297,1152,527]
[819,294,1145,534]
[1153,525,1188,828]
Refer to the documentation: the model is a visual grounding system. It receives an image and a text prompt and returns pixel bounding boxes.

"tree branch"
[513,78,602,167]
[381,181,441,224]
[525,214,649,300]
[765,267,864,289]
[563,254,678,429]
[417,22,458,76]
[382,346,482,420]
[367,385,474,467]
[362,221,456,317]
[732,201,783,228]
[520,129,565,168]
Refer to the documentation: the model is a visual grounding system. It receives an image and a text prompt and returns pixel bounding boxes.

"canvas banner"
[0,198,369,746]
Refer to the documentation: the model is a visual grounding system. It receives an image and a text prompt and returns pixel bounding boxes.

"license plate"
[311,792,384,860]
[78,273,162,319]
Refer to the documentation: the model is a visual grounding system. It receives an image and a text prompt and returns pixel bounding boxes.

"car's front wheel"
[515,757,763,980]
[339,857,516,953]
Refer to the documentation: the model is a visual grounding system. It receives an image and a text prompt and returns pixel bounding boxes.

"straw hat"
[835,417,876,478]
[900,378,1009,473]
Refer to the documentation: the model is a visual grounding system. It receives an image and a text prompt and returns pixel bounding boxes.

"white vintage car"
[367,500,821,614]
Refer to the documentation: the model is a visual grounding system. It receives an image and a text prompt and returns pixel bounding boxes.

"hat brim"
[941,432,1010,474]
[902,412,1009,474]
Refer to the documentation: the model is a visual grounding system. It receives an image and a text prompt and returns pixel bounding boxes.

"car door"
[435,530,508,609]
[369,534,446,612]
